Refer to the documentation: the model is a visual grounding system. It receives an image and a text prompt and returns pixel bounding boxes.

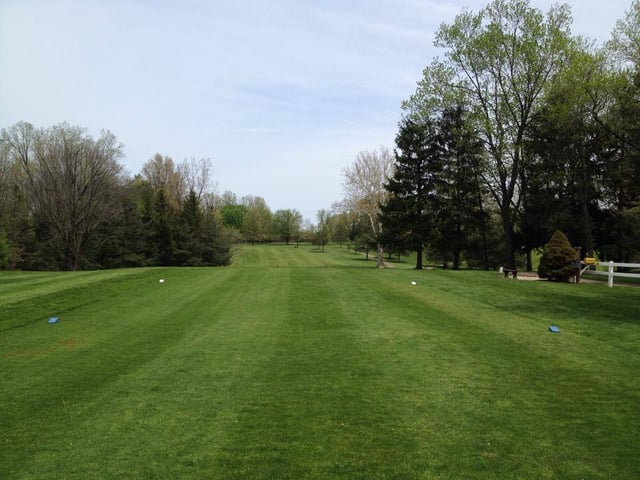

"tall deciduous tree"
[273,209,302,244]
[608,0,640,68]
[4,122,123,270]
[404,0,573,269]
[178,157,215,201]
[315,209,332,251]
[598,2,640,261]
[523,47,611,264]
[142,153,185,210]
[1,123,35,268]
[341,146,394,268]
[241,196,272,244]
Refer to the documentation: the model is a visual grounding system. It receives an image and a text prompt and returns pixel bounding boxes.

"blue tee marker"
[548,325,560,333]
[48,317,59,324]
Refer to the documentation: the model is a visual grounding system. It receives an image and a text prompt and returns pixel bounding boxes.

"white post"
[608,261,614,288]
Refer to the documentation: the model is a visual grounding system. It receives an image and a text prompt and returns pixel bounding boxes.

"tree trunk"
[415,245,423,270]
[581,198,593,254]
[500,205,516,269]
[526,248,533,272]
[376,242,384,268]
[453,250,461,270]
[476,179,490,270]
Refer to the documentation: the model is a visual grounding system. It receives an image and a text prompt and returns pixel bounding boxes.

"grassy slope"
[1,245,639,479]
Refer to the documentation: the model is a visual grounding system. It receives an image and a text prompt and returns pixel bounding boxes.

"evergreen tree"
[538,230,577,282]
[200,207,232,266]
[174,189,204,265]
[380,118,443,270]
[151,188,176,266]
[432,106,486,270]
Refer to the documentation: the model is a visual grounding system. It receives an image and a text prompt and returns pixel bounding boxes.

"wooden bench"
[503,267,517,279]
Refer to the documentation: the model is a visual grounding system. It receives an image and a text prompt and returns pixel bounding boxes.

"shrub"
[538,230,577,282]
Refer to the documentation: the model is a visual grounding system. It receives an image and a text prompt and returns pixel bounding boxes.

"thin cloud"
[0,0,632,220]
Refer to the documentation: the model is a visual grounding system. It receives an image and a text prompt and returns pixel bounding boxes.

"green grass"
[1,244,639,479]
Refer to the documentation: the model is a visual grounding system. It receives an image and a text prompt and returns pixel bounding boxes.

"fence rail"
[586,261,640,287]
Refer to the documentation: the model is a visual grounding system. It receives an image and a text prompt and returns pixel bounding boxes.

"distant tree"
[178,157,215,201]
[174,189,204,264]
[242,196,272,243]
[329,212,351,247]
[341,146,394,267]
[218,190,238,206]
[380,118,442,270]
[151,188,176,266]
[315,209,332,251]
[142,153,185,209]
[273,209,302,244]
[220,203,248,230]
[199,207,232,266]
[538,230,577,281]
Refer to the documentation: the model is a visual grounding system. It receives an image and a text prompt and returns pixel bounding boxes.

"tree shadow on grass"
[493,282,640,327]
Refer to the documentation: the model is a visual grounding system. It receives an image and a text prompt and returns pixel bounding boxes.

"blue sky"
[0,0,632,221]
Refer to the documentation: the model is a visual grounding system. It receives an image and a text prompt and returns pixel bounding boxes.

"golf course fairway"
[1,244,639,479]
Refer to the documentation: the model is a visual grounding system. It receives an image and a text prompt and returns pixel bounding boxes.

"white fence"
[586,261,640,287]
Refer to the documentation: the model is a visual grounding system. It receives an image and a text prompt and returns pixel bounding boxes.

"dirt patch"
[59,338,82,349]
[4,338,83,360]
[5,347,54,359]
[517,274,540,281]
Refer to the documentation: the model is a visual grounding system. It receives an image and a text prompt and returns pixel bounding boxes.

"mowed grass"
[1,245,639,479]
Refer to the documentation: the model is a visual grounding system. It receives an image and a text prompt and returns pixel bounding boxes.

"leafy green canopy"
[403,0,574,268]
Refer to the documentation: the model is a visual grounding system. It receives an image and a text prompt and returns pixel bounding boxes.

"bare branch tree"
[178,157,216,200]
[12,123,124,270]
[341,146,394,268]
[142,153,185,208]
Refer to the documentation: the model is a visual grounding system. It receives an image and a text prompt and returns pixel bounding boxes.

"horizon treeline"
[0,124,321,270]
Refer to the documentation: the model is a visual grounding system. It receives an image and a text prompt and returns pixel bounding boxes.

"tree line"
[0,120,376,271]
[0,123,318,270]
[341,0,640,270]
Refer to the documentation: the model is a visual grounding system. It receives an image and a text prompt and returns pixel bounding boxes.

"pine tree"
[380,118,442,270]
[432,106,485,269]
[151,188,175,266]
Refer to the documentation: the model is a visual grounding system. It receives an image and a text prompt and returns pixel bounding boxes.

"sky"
[0,0,634,221]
